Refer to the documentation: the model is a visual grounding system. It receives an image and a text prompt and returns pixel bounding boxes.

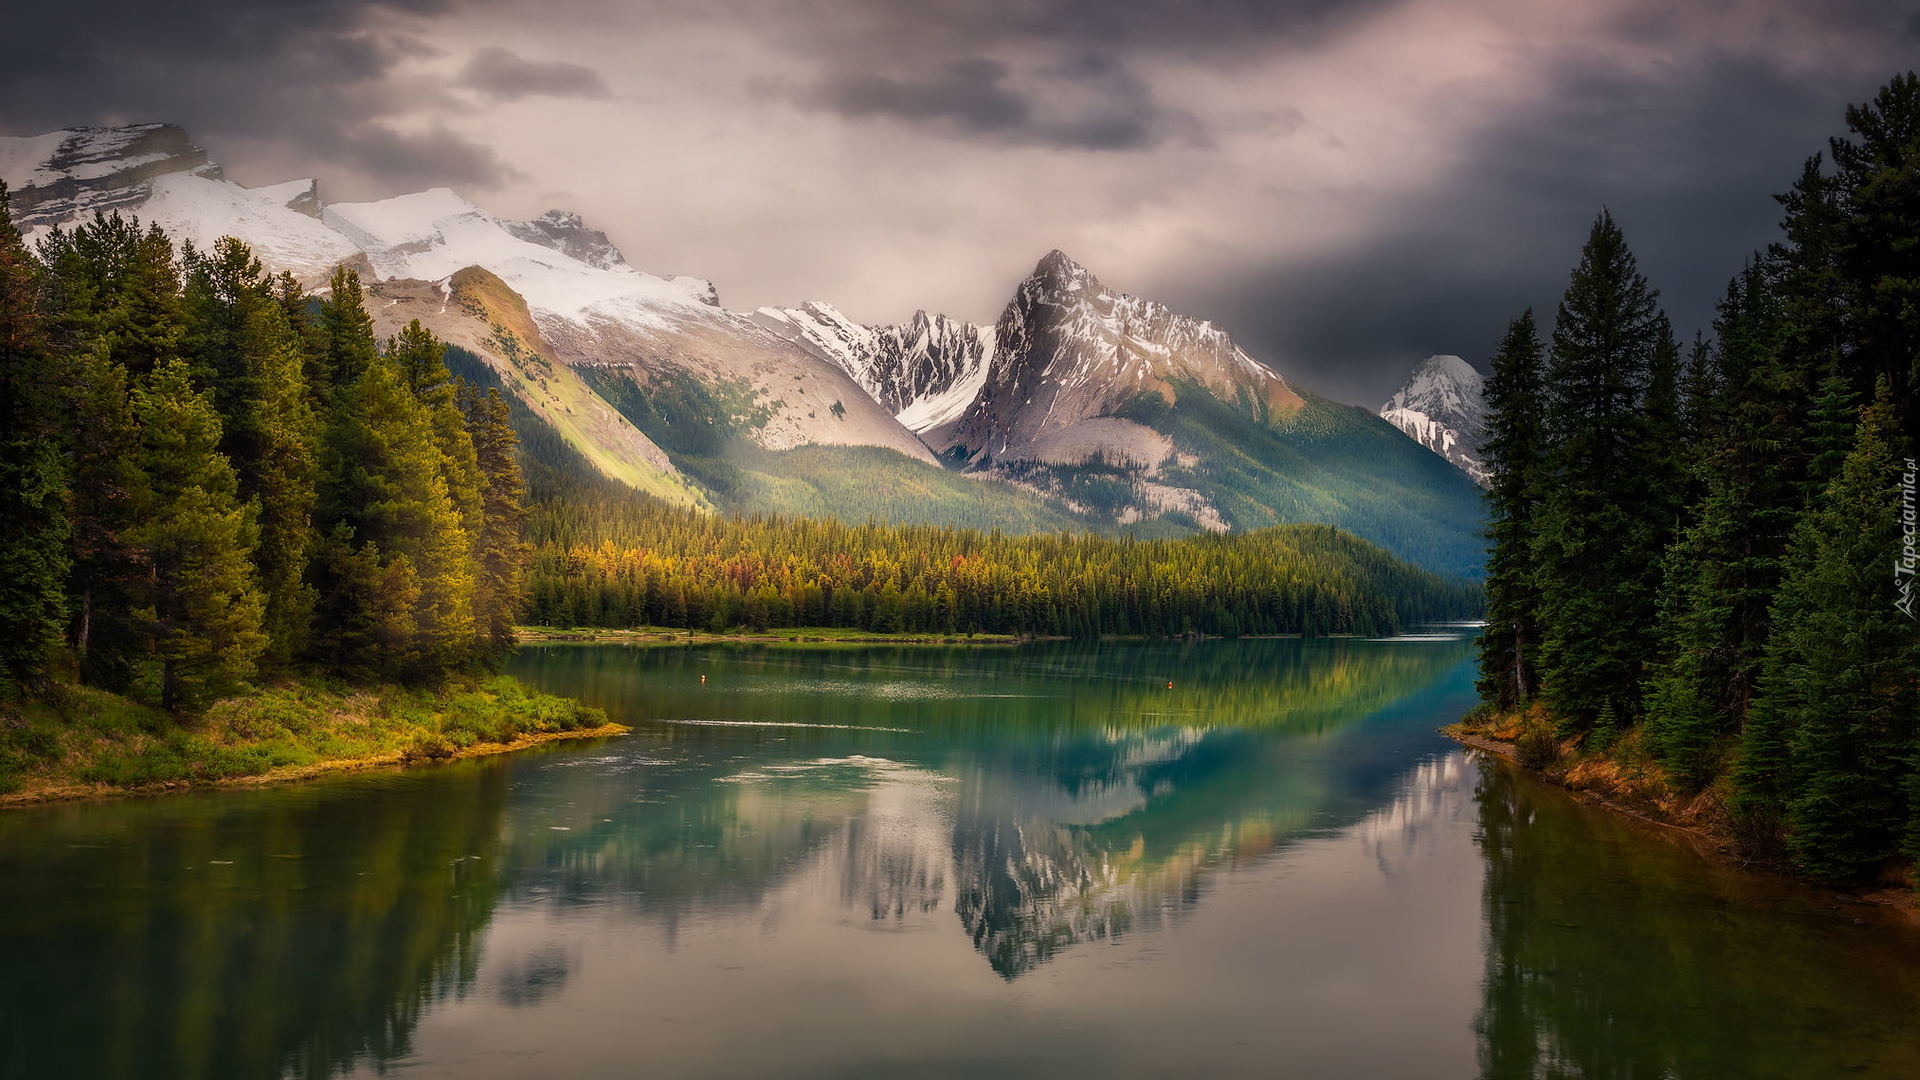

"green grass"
[0,676,612,798]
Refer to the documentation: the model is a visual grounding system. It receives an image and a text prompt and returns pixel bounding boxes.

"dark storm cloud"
[0,0,517,194]
[804,52,1192,151]
[766,0,1382,149]
[1163,37,1920,405]
[456,47,609,100]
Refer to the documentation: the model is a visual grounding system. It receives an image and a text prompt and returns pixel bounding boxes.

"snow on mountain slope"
[1379,354,1488,486]
[2,123,937,469]
[754,301,994,434]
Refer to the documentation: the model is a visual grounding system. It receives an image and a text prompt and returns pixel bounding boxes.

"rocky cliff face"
[0,124,220,228]
[941,251,1303,466]
[753,302,994,434]
[1379,354,1487,486]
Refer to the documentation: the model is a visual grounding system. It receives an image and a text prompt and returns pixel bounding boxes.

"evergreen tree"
[388,320,484,545]
[1477,311,1547,709]
[318,267,380,398]
[1645,267,1798,787]
[1828,73,1920,432]
[1532,210,1672,731]
[0,183,69,688]
[133,359,267,711]
[1737,384,1919,877]
[459,384,530,663]
[181,239,318,666]
[39,216,178,691]
[313,344,475,680]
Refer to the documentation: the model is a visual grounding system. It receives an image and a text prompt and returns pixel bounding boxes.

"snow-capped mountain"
[0,123,937,480]
[753,302,994,434]
[1379,355,1487,486]
[944,250,1303,466]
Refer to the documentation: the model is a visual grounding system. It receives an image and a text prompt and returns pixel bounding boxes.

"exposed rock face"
[753,302,994,433]
[1379,354,1488,486]
[503,209,629,271]
[942,250,1303,465]
[0,124,220,227]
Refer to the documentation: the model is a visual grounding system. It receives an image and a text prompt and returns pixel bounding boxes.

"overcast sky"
[4,0,1916,404]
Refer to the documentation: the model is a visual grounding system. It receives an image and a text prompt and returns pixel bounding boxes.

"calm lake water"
[5,635,1920,1079]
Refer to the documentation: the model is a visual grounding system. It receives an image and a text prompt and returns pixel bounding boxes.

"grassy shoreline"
[1444,706,1919,920]
[0,675,624,808]
[516,625,1032,646]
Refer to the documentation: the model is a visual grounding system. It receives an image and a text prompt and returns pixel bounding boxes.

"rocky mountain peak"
[1379,354,1488,486]
[503,208,630,270]
[1026,249,1099,298]
[0,123,221,228]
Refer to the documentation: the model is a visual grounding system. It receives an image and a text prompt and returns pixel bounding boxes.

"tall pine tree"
[133,358,267,711]
[0,183,69,689]
[1532,210,1673,731]
[1477,311,1547,710]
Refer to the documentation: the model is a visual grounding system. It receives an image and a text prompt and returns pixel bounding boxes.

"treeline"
[1477,74,1920,878]
[0,186,527,710]
[523,498,1479,639]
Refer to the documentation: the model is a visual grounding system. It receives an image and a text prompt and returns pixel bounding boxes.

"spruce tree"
[1828,73,1920,433]
[388,320,484,545]
[1532,210,1671,731]
[133,359,267,711]
[1477,310,1547,709]
[1645,267,1798,787]
[318,267,380,398]
[313,342,475,680]
[459,385,530,663]
[1738,384,1919,877]
[181,239,318,667]
[0,182,69,688]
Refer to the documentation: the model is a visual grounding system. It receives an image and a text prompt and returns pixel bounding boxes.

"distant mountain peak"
[1379,354,1488,486]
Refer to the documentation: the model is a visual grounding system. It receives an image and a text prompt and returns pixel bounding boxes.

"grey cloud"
[0,0,514,198]
[457,47,609,100]
[804,52,1194,151]
[1171,48,1920,406]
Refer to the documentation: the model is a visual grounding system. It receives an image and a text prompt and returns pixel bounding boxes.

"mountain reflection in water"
[3,637,1917,1079]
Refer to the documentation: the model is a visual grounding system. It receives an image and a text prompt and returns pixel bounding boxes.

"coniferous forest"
[0,195,527,709]
[1474,73,1920,881]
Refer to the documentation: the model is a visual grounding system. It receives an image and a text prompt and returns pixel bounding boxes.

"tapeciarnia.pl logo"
[1899,458,1917,621]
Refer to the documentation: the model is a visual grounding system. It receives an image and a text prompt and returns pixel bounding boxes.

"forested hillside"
[1473,73,1920,881]
[449,345,1481,638]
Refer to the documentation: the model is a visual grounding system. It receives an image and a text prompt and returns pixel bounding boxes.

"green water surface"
[2,635,1916,1078]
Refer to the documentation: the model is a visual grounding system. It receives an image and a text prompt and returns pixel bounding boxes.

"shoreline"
[518,626,1035,646]
[0,722,630,809]
[1442,724,1920,924]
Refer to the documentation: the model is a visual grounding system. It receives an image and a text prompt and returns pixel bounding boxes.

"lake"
[4,635,1918,1078]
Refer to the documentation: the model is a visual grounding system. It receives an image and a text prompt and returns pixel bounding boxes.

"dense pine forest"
[0,193,528,707]
[1473,73,1920,880]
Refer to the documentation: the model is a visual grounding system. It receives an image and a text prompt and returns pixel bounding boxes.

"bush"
[1515,724,1562,770]
[401,733,456,764]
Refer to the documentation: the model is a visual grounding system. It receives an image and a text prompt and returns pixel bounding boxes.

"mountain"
[1379,354,1488,486]
[943,250,1303,465]
[861,251,1488,577]
[752,302,994,434]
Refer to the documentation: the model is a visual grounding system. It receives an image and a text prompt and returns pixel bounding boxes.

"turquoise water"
[3,635,1917,1078]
